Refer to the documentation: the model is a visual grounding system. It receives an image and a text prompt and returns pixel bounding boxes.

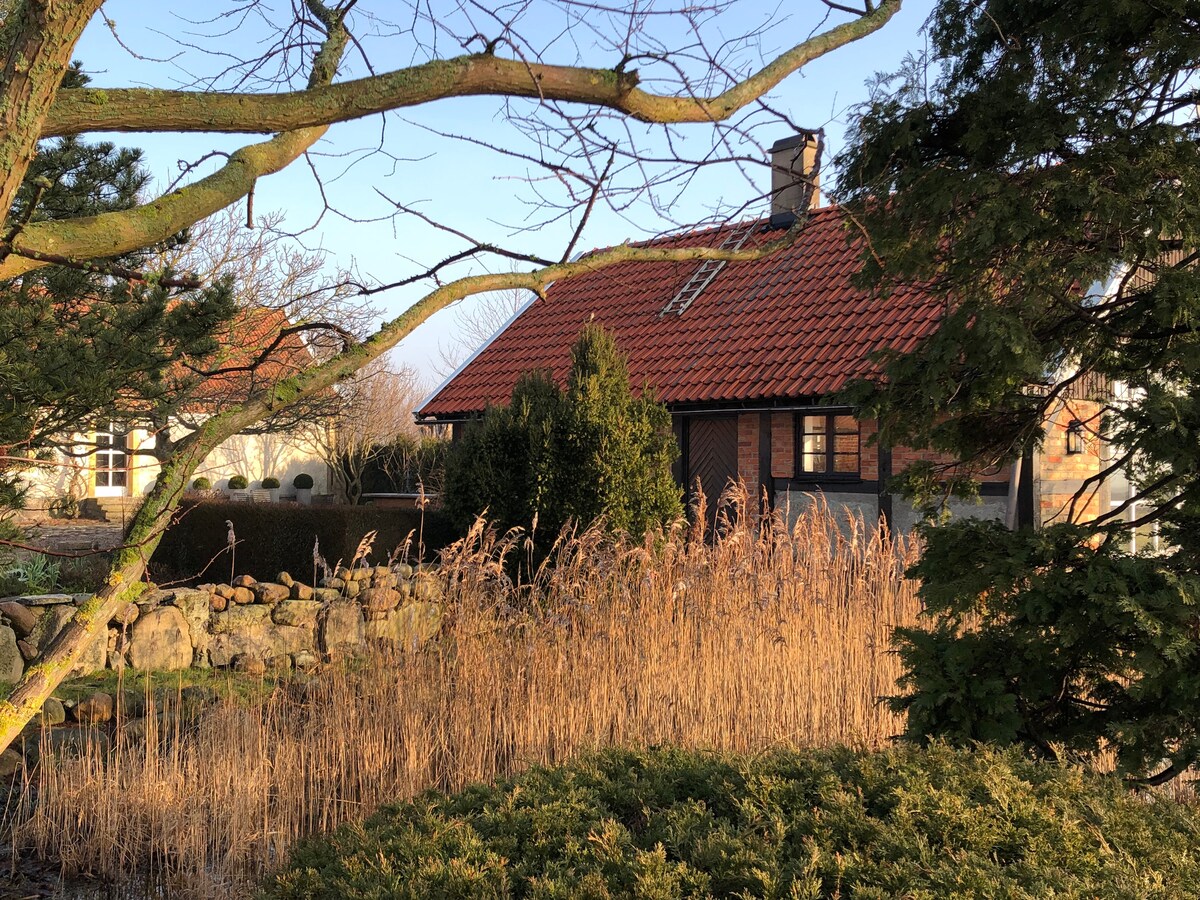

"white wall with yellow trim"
[17,423,331,510]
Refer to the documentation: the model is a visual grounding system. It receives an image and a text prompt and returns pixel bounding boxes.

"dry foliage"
[4,491,920,896]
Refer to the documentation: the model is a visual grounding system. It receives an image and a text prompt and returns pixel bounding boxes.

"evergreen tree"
[444,324,681,546]
[837,0,1200,781]
[554,324,681,539]
[443,370,561,536]
[0,63,235,519]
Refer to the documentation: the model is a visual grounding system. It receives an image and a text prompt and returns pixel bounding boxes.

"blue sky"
[72,0,936,383]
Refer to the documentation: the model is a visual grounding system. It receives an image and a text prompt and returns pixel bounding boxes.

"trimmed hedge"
[150,500,456,585]
[263,744,1200,899]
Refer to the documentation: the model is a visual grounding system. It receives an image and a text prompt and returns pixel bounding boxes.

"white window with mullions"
[93,423,131,494]
[797,413,860,477]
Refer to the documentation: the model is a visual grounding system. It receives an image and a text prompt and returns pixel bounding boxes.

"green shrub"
[149,500,456,585]
[443,323,681,544]
[47,493,78,519]
[55,553,112,593]
[191,476,212,491]
[1,553,60,594]
[444,371,559,538]
[891,518,1200,782]
[293,473,314,490]
[261,476,281,489]
[227,475,248,490]
[264,743,1200,899]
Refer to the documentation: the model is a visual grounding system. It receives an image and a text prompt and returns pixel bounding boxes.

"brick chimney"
[769,132,823,227]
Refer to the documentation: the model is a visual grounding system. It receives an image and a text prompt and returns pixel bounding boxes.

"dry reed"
[4,489,921,897]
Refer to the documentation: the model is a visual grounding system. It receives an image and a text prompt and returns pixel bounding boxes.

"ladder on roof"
[659,219,761,318]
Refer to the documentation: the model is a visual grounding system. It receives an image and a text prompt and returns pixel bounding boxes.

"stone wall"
[0,563,443,683]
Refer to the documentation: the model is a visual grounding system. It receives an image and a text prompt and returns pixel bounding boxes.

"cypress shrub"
[443,324,681,543]
[149,500,455,584]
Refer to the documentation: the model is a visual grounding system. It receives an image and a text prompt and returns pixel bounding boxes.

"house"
[19,306,333,521]
[416,135,1108,531]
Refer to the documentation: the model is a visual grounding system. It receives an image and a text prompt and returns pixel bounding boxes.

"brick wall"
[738,413,761,516]
[754,402,1105,530]
[767,414,886,483]
[859,419,879,481]
[1037,399,1104,524]
[890,445,1011,484]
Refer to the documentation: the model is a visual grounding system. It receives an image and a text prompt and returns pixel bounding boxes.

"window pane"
[834,415,857,434]
[834,433,858,455]
[802,433,826,456]
[803,416,826,435]
[112,471,127,487]
[96,471,110,487]
[833,453,858,474]
[803,453,827,473]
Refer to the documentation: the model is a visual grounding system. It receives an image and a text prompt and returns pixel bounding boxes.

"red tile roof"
[418,207,945,419]
[174,306,317,411]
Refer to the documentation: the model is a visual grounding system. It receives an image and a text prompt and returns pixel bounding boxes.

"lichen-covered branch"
[0,0,899,280]
[44,3,898,138]
[0,6,351,280]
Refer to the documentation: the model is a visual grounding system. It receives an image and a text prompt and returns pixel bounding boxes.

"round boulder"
[73,691,114,724]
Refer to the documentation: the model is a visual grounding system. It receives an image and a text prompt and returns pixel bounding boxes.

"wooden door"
[686,415,738,531]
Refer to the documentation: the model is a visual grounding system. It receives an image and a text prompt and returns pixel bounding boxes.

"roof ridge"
[577,207,838,260]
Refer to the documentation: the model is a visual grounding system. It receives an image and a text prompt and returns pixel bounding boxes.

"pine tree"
[554,323,681,539]
[0,62,235,520]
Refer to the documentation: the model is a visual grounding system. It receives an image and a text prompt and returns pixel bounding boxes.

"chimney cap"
[769,132,818,154]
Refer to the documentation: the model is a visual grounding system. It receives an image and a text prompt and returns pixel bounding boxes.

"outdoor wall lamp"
[1066,419,1085,455]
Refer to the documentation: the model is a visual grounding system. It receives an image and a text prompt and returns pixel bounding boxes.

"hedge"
[150,500,457,585]
[263,743,1200,899]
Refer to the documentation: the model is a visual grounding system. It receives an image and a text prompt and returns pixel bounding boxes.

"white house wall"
[18,423,329,510]
[186,427,329,494]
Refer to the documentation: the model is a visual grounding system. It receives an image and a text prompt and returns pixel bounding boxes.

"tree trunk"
[0,441,203,748]
[0,1,102,224]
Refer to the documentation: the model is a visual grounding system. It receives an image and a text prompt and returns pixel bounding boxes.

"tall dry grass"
[4,490,921,897]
